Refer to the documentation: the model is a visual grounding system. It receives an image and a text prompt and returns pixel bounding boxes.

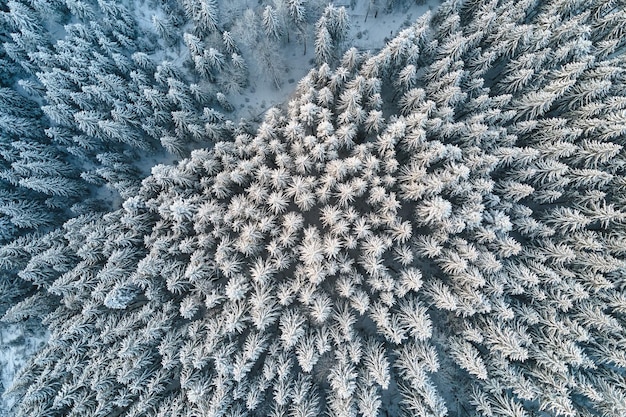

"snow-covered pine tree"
[262,5,283,43]
[315,23,333,65]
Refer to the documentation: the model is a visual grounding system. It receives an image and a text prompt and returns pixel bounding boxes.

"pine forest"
[1,0,626,416]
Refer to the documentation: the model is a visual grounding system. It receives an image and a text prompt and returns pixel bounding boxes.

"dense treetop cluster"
[1,0,626,416]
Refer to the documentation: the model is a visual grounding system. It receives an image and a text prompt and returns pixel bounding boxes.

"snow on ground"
[230,0,444,122]
[344,0,440,50]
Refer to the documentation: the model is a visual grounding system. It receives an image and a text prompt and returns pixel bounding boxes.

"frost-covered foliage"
[3,0,626,416]
[0,0,432,410]
[0,0,372,229]
[1,0,241,202]
[1,0,330,214]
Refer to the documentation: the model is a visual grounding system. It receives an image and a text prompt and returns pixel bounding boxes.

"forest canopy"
[1,0,626,416]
